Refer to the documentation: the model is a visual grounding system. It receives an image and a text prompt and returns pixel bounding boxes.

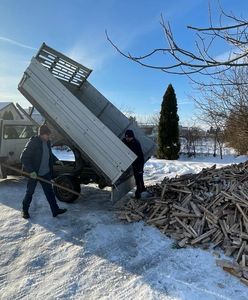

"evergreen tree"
[157,84,180,159]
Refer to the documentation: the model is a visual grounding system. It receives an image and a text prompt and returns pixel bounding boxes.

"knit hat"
[38,124,51,135]
[125,129,134,138]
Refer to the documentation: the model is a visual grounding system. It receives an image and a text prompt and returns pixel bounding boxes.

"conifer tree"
[157,84,180,159]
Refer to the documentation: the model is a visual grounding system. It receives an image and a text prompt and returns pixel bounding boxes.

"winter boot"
[53,208,67,217]
[22,210,30,219]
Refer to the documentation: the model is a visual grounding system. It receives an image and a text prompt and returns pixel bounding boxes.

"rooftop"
[0,102,11,110]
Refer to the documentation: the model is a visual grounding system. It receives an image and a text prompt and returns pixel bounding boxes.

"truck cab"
[0,119,38,178]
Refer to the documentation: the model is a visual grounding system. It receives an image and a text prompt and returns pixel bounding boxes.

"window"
[3,125,38,139]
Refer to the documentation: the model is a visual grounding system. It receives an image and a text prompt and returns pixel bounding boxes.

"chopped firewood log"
[178,237,189,248]
[191,228,216,245]
[241,233,248,240]
[240,277,248,287]
[243,271,248,280]
[223,266,242,278]
[190,201,202,217]
[236,241,247,263]
[175,217,196,237]
[225,246,239,257]
[242,255,246,268]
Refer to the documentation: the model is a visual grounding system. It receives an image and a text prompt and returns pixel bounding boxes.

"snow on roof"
[0,101,12,110]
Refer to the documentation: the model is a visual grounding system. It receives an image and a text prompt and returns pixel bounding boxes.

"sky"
[0,0,247,125]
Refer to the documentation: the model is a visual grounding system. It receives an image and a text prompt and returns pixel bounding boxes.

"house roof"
[0,102,24,119]
[0,102,12,111]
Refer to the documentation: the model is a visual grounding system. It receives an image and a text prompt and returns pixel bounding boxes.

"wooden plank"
[236,241,246,263]
[240,233,248,240]
[178,237,189,248]
[171,212,198,218]
[160,184,167,200]
[172,204,190,213]
[190,201,202,217]
[232,192,248,207]
[236,203,248,224]
[169,187,192,194]
[240,277,248,287]
[147,216,167,224]
[219,220,228,238]
[175,217,194,237]
[148,205,162,220]
[241,254,246,268]
[191,228,216,245]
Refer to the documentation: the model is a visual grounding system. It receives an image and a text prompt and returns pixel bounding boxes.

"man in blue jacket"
[122,129,146,199]
[20,124,67,219]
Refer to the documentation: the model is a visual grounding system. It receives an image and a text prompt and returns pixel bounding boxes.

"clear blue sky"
[0,0,247,124]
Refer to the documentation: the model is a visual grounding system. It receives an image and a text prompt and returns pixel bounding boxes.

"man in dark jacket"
[20,124,67,219]
[122,129,146,199]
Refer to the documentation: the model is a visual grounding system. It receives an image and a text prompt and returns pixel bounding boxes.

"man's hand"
[30,171,37,179]
[56,160,64,166]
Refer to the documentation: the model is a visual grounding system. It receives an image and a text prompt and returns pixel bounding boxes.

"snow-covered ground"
[1,154,248,300]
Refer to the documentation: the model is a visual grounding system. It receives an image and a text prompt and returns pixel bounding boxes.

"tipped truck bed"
[18,43,156,201]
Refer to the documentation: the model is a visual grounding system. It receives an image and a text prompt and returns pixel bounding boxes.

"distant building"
[0,102,24,120]
[138,123,158,142]
[179,125,206,138]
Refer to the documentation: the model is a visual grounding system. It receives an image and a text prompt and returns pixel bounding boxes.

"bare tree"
[195,93,226,158]
[193,62,248,154]
[181,126,203,157]
[106,6,248,77]
[216,129,225,159]
[207,126,225,158]
[106,4,248,154]
[136,114,157,125]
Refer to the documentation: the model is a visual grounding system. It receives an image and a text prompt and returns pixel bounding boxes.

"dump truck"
[17,43,156,202]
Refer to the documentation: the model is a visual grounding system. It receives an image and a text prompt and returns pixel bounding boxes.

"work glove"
[30,171,37,179]
[56,160,64,166]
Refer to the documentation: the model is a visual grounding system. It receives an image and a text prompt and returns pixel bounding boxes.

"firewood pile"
[118,162,248,286]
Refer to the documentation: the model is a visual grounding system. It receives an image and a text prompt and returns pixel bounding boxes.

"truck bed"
[18,43,156,201]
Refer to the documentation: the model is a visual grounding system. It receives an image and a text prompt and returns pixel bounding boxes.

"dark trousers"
[22,173,59,215]
[133,168,145,198]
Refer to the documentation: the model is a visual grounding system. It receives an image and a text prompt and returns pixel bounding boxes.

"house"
[0,102,24,120]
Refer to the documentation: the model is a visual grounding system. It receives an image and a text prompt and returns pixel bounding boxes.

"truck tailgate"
[18,57,137,184]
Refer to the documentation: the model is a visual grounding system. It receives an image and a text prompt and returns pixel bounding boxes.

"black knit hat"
[125,129,134,138]
[38,124,51,135]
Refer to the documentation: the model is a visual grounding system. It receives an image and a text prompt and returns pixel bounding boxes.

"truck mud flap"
[111,175,135,203]
[0,157,8,179]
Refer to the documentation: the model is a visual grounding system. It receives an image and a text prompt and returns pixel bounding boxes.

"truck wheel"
[98,178,108,189]
[53,175,81,203]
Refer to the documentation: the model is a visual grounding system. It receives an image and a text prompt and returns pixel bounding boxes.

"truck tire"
[53,175,81,203]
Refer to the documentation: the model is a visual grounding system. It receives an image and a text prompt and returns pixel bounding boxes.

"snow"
[144,154,247,186]
[1,154,248,299]
[53,148,75,161]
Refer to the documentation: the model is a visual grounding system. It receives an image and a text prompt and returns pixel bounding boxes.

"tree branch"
[106,7,248,77]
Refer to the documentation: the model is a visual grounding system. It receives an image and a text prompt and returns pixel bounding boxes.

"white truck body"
[18,57,137,184]
[18,43,156,201]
